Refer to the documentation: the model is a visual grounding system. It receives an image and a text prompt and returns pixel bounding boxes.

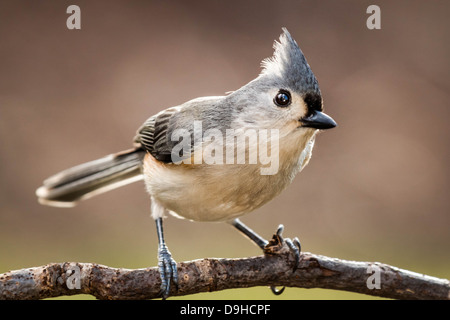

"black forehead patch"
[303,93,323,112]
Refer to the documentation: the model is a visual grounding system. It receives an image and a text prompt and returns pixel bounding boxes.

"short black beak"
[301,110,337,130]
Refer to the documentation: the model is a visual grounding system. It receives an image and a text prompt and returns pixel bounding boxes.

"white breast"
[143,129,317,222]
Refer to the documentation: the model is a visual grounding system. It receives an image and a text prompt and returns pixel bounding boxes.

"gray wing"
[134,96,229,164]
[134,107,182,163]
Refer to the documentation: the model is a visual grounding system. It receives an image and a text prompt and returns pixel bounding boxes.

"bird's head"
[229,28,336,136]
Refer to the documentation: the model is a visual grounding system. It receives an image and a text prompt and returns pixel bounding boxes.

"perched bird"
[36,28,336,298]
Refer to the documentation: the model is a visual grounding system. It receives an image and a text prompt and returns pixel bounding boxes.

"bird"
[36,28,336,298]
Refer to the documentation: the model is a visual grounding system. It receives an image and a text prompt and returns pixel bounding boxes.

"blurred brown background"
[0,1,449,299]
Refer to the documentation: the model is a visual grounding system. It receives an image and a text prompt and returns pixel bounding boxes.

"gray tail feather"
[36,148,146,207]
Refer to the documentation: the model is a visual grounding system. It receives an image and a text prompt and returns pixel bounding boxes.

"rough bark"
[1,236,448,300]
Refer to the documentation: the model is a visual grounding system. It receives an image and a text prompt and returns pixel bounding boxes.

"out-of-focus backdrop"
[0,1,449,299]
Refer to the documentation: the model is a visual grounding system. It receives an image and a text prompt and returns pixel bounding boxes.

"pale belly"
[143,131,315,222]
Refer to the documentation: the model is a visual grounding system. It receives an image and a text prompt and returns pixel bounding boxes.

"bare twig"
[1,236,449,300]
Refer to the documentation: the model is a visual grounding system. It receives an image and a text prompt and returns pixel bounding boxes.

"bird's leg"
[230,218,301,295]
[230,218,269,250]
[155,217,178,299]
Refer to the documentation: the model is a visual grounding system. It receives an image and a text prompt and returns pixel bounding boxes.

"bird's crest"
[261,28,320,94]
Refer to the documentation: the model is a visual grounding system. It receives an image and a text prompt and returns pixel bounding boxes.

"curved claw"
[276,224,285,238]
[270,286,285,295]
[293,237,301,252]
[270,226,302,296]
[285,237,302,271]
[158,246,178,299]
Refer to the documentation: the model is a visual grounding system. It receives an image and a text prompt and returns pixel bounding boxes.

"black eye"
[274,90,291,107]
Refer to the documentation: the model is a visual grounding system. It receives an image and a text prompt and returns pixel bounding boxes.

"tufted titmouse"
[36,28,336,298]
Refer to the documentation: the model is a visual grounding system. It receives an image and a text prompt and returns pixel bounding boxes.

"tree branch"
[1,236,449,300]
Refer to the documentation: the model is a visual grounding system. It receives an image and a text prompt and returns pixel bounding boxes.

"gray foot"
[270,224,301,295]
[158,245,178,299]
